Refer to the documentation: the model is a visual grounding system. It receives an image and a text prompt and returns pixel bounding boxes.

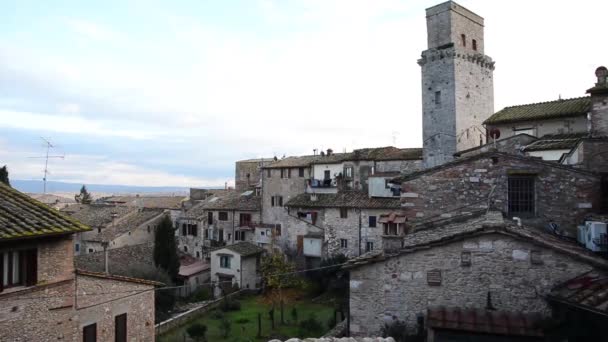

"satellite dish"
[489,128,501,140]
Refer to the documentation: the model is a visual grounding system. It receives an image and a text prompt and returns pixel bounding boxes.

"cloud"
[66,19,122,42]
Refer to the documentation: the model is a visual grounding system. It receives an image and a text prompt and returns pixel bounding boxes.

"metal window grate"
[508,176,535,216]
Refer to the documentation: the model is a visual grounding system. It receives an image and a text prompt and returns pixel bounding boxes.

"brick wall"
[400,153,601,234]
[349,233,594,336]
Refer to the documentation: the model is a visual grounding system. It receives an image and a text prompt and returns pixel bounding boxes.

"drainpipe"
[358,209,362,256]
[101,241,109,274]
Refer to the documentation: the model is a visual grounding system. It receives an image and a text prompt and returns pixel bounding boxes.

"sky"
[1,0,607,188]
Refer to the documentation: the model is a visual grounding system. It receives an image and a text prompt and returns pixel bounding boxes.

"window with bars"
[340,239,348,248]
[508,175,535,216]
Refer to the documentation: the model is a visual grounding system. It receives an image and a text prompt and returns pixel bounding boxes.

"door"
[115,314,127,342]
[83,323,97,342]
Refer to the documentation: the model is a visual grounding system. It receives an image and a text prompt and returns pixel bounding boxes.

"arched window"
[461,34,466,47]
[472,39,477,51]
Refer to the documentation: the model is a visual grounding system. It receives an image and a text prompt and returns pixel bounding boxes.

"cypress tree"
[0,165,10,187]
[153,215,180,280]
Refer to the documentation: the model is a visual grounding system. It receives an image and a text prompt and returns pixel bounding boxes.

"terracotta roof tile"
[212,242,265,257]
[0,183,90,240]
[286,192,400,209]
[549,271,608,316]
[484,96,591,125]
[76,269,164,287]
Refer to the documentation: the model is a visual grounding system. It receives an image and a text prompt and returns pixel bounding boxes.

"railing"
[310,178,337,188]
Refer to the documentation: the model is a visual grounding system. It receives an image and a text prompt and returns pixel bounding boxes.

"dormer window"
[461,34,466,47]
[472,39,477,51]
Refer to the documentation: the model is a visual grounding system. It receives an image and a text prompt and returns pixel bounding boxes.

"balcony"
[307,178,338,194]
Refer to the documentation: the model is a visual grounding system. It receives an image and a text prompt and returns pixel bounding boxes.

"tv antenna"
[28,137,65,193]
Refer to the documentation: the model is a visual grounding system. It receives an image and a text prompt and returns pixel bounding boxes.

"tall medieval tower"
[419,1,495,168]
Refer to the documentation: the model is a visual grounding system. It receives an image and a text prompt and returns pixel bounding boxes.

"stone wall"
[262,167,309,225]
[590,91,608,138]
[76,274,155,342]
[235,159,270,192]
[349,233,594,336]
[401,153,601,234]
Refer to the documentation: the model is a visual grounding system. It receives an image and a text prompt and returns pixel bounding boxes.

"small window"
[345,166,353,178]
[275,225,281,236]
[287,169,291,178]
[75,243,80,252]
[369,216,377,228]
[472,39,477,51]
[366,242,374,252]
[115,313,127,342]
[339,208,348,218]
[267,169,271,178]
[184,246,188,252]
[196,251,200,258]
[0,249,37,291]
[219,212,228,221]
[435,91,441,105]
[280,169,285,178]
[220,255,231,268]
[530,250,543,265]
[147,225,151,233]
[272,196,283,207]
[508,175,535,216]
[461,34,466,47]
[299,167,305,177]
[204,229,209,239]
[83,323,97,342]
[88,248,94,253]
[208,212,213,225]
[182,223,187,236]
[461,251,472,266]
[340,239,348,248]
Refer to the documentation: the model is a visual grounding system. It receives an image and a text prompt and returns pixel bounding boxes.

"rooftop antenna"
[28,137,64,193]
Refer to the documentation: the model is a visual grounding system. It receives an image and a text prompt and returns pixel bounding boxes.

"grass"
[158,295,337,342]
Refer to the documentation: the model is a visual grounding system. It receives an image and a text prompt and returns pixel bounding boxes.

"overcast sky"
[1,0,607,188]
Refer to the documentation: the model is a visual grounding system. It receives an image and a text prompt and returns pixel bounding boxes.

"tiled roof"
[391,151,596,184]
[345,212,608,270]
[427,307,543,337]
[76,269,164,287]
[63,205,132,228]
[263,147,422,169]
[0,183,90,240]
[548,271,608,316]
[27,193,76,205]
[199,191,261,211]
[103,196,186,209]
[96,209,164,242]
[214,242,265,257]
[179,253,210,277]
[75,242,154,274]
[484,96,591,125]
[522,133,588,152]
[286,192,401,209]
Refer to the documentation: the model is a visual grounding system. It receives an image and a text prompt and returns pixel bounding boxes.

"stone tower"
[419,1,495,168]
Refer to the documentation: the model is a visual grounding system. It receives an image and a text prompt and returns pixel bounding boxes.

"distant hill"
[12,179,201,195]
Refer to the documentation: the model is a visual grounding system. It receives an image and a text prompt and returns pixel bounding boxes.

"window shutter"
[271,196,275,206]
[279,196,283,206]
[25,249,37,287]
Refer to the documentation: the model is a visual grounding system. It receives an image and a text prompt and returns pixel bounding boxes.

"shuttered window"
[0,248,37,292]
[115,313,127,342]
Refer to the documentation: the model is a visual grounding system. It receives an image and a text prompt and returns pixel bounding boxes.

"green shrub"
[291,307,298,323]
[189,286,211,302]
[219,318,232,338]
[186,323,207,342]
[235,317,250,324]
[220,298,241,312]
[327,314,337,330]
[210,309,225,320]
[299,314,323,336]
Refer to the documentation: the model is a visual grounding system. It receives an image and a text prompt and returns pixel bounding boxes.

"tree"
[219,318,232,338]
[260,252,301,314]
[75,185,92,204]
[0,165,10,187]
[186,323,207,342]
[153,215,180,280]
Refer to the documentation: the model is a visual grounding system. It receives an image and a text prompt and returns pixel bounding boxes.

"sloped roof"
[76,269,163,287]
[263,147,423,169]
[75,242,154,274]
[199,192,261,211]
[286,192,400,209]
[179,253,210,277]
[0,183,90,240]
[214,242,265,257]
[522,133,588,152]
[64,205,132,228]
[484,96,591,125]
[103,196,185,209]
[27,193,76,205]
[345,212,608,270]
[96,209,164,242]
[427,307,544,337]
[548,270,608,316]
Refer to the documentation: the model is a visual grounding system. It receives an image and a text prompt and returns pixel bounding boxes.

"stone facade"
[421,1,494,168]
[0,235,157,342]
[235,158,272,192]
[399,152,601,235]
[455,133,536,159]
[348,226,600,336]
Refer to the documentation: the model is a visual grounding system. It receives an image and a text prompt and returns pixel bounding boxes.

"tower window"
[434,91,441,105]
[472,39,477,51]
[461,34,466,47]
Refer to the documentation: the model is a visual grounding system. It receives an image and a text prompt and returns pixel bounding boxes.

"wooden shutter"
[278,196,283,207]
[115,313,127,342]
[83,323,97,342]
[271,196,275,207]
[297,235,304,255]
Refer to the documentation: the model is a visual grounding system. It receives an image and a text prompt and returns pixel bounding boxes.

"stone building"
[392,151,602,236]
[64,204,164,255]
[345,212,608,338]
[176,190,262,258]
[0,182,160,342]
[209,242,264,297]
[235,158,272,192]
[420,1,495,168]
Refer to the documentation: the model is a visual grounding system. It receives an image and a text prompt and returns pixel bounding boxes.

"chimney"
[327,148,333,156]
[101,241,110,274]
[587,66,608,138]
